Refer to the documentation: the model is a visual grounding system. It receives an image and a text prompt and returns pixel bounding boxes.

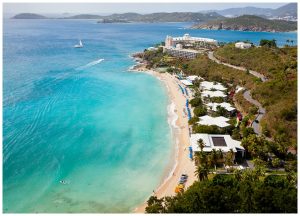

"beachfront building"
[235,42,252,49]
[197,115,230,128]
[190,133,245,159]
[163,34,218,59]
[200,81,227,91]
[206,102,236,115]
[163,47,200,59]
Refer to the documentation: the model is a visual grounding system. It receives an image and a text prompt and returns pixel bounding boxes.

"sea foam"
[76,58,104,70]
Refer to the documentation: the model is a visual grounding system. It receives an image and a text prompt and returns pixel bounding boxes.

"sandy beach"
[131,64,197,213]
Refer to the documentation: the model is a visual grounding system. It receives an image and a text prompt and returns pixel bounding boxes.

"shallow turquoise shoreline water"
[3,19,297,213]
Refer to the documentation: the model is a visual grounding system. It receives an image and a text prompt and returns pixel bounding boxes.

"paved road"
[207,51,268,136]
[243,90,266,135]
[208,51,267,82]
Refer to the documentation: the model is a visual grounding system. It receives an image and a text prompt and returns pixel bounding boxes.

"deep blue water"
[3,19,297,213]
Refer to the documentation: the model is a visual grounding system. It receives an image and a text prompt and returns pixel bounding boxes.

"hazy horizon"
[4,2,290,15]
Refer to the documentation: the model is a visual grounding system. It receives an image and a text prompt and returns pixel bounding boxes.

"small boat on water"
[74,40,83,48]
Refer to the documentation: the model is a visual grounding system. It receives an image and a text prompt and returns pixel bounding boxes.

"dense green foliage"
[214,44,297,78]
[215,45,297,145]
[193,106,207,117]
[146,174,297,213]
[140,44,297,213]
[260,39,277,48]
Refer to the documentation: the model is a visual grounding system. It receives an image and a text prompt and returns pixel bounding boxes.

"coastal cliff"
[191,15,297,32]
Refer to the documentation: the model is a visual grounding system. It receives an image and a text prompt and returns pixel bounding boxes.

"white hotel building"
[163,34,218,59]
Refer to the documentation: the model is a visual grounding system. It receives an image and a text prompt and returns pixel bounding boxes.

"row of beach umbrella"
[184,87,189,96]
[186,99,192,120]
[189,146,193,159]
[178,84,185,95]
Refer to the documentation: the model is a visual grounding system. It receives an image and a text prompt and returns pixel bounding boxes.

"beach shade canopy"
[181,79,193,86]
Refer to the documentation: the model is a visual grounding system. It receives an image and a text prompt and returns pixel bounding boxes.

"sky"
[4,3,289,15]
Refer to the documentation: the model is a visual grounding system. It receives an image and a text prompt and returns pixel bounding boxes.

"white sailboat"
[74,40,83,48]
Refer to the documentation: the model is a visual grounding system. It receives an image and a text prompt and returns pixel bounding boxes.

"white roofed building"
[163,34,218,54]
[200,81,227,91]
[206,102,236,115]
[163,47,200,59]
[172,33,218,45]
[190,133,245,158]
[197,115,230,128]
[235,42,252,49]
[201,90,227,98]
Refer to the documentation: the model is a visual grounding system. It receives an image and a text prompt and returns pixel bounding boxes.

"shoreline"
[129,63,196,213]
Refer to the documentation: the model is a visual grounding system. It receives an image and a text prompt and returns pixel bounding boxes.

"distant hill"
[63,12,223,22]
[63,14,102,19]
[216,6,273,17]
[12,13,47,19]
[272,3,297,18]
[209,3,297,19]
[191,15,297,32]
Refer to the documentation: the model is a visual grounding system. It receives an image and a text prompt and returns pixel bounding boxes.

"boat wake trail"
[76,58,104,70]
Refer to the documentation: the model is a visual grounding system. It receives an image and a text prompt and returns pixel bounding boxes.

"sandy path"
[133,69,196,213]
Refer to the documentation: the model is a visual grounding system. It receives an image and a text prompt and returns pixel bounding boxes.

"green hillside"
[192,15,297,32]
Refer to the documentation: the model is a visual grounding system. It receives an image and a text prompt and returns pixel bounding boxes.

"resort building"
[163,34,218,59]
[190,133,245,158]
[235,42,252,49]
[206,102,236,115]
[165,34,218,48]
[201,90,227,98]
[197,115,230,128]
[200,81,227,91]
[163,47,200,59]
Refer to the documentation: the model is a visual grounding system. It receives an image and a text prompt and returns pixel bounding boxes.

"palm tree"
[194,165,209,181]
[286,39,290,45]
[199,151,208,167]
[197,138,205,152]
[210,149,219,170]
[225,149,235,167]
[291,40,294,46]
[217,149,224,164]
[194,152,201,166]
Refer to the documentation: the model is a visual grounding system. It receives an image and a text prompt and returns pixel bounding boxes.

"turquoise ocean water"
[3,19,297,213]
